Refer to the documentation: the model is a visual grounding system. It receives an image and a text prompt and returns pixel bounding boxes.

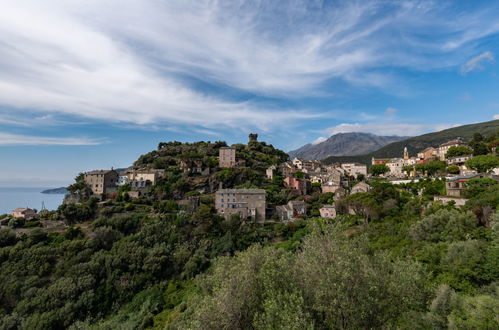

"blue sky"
[1,0,499,186]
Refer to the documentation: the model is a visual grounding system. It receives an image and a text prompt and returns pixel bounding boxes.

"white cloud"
[385,107,398,115]
[494,114,499,120]
[460,51,495,74]
[311,137,327,145]
[0,133,102,146]
[0,1,498,130]
[324,122,455,137]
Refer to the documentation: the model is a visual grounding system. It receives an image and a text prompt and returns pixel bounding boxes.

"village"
[4,134,498,226]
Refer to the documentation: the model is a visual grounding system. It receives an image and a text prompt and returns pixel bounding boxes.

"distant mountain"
[322,119,499,165]
[41,187,68,194]
[288,132,408,160]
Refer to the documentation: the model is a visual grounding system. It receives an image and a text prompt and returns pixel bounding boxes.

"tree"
[445,146,473,158]
[370,164,390,176]
[465,155,499,173]
[174,226,428,329]
[402,165,414,176]
[447,165,460,174]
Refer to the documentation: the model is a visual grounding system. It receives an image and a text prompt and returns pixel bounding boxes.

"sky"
[1,0,499,187]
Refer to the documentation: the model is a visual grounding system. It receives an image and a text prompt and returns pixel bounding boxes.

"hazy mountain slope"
[322,119,499,165]
[288,133,408,160]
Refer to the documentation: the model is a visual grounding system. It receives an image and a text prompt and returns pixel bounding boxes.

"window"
[221,204,224,208]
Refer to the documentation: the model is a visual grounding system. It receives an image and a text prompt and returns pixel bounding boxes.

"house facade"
[276,200,307,221]
[284,176,307,195]
[84,170,119,195]
[219,147,236,168]
[351,181,371,194]
[417,147,437,161]
[215,189,266,222]
[341,163,367,178]
[319,205,336,219]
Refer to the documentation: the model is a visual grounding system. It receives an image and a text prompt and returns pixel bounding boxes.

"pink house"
[284,176,307,195]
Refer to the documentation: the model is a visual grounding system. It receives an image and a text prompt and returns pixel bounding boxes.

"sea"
[0,187,65,215]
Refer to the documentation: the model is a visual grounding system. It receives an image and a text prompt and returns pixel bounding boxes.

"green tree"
[465,155,499,173]
[447,165,460,174]
[445,146,473,158]
[370,164,390,176]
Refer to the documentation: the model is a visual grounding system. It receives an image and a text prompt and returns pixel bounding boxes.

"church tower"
[404,147,409,161]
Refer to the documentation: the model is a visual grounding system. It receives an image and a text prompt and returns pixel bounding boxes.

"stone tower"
[249,133,258,143]
[404,147,409,161]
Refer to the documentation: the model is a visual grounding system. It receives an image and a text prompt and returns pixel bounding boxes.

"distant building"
[445,174,481,197]
[276,200,307,221]
[351,181,371,194]
[319,205,336,219]
[266,165,277,180]
[341,163,367,178]
[11,207,37,219]
[219,147,236,168]
[127,170,163,188]
[437,138,467,160]
[84,169,119,195]
[372,158,391,165]
[284,176,307,195]
[447,155,473,166]
[321,182,342,194]
[215,189,266,222]
[417,147,437,161]
[292,157,304,170]
[279,162,296,177]
[386,158,405,177]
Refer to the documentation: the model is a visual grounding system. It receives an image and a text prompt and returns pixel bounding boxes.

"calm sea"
[0,187,65,215]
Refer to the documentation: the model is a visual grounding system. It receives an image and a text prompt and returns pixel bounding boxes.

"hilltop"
[323,119,499,164]
[288,132,408,160]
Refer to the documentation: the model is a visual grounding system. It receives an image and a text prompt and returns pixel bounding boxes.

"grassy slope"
[323,119,499,165]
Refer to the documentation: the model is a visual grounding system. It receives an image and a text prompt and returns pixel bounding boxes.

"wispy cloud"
[311,136,327,145]
[0,1,498,130]
[0,133,103,146]
[460,51,495,74]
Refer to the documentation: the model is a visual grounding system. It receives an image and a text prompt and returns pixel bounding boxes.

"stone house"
[276,200,307,221]
[11,208,37,219]
[418,147,437,161]
[279,162,296,177]
[319,205,336,219]
[351,181,371,194]
[341,163,367,178]
[321,182,342,194]
[219,147,236,168]
[84,169,119,195]
[215,189,266,222]
[126,170,162,188]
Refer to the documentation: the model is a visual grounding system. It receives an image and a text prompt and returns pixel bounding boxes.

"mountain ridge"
[322,119,499,165]
[288,132,408,160]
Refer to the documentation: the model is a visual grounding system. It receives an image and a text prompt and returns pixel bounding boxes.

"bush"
[409,209,477,242]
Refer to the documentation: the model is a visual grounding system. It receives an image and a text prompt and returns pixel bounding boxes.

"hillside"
[323,119,499,165]
[288,132,408,160]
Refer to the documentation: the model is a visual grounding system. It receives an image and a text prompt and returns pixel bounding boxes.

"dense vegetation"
[1,136,498,329]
